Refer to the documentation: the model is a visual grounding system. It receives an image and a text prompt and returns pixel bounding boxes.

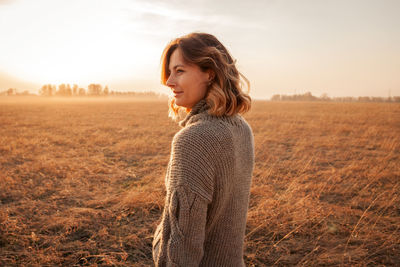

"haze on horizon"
[0,0,399,99]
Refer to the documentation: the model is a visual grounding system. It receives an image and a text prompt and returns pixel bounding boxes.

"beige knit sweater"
[152,99,255,266]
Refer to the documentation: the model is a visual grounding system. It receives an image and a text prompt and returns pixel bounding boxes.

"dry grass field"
[0,96,399,266]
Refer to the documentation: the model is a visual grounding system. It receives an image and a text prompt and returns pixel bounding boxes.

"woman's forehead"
[169,48,184,65]
[169,48,193,70]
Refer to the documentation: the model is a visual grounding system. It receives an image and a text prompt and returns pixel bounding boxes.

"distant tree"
[39,85,48,96]
[40,84,56,96]
[320,93,330,101]
[88,84,94,95]
[358,96,371,102]
[78,87,86,96]
[56,84,67,96]
[66,84,72,96]
[103,85,109,96]
[271,94,281,101]
[7,88,16,96]
[20,90,30,96]
[73,84,78,96]
[302,92,317,101]
[336,96,356,102]
[50,85,56,96]
[97,84,103,95]
[88,83,102,96]
[370,97,384,102]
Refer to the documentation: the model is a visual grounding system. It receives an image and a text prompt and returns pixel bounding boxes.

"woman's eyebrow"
[169,64,185,71]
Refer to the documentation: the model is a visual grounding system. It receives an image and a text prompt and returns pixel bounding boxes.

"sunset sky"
[0,0,399,99]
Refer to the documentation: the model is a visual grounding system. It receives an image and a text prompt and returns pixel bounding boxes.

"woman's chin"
[174,99,187,108]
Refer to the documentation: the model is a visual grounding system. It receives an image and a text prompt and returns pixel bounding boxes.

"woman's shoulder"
[174,114,233,144]
[173,112,253,153]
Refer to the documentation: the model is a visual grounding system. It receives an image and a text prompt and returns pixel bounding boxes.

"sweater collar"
[179,98,209,127]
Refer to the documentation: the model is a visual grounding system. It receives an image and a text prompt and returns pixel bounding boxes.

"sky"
[0,0,399,99]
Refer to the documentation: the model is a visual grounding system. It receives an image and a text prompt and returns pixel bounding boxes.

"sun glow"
[5,34,152,85]
[0,0,161,86]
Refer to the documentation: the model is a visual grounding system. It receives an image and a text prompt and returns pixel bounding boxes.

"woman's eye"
[176,69,184,73]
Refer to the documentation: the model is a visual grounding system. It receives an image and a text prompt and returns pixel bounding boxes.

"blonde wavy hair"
[161,32,251,120]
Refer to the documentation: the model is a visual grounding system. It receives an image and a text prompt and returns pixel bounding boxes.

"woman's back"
[153,99,254,266]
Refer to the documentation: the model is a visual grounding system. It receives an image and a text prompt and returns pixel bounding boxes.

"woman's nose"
[166,75,175,88]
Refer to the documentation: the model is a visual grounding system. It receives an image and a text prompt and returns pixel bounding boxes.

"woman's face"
[166,48,211,109]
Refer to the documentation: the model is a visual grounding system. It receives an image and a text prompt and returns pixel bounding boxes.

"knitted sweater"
[152,99,255,267]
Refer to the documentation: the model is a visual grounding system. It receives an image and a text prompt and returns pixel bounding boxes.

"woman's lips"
[173,91,183,97]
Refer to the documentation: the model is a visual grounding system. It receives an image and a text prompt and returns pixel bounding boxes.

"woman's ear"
[206,69,215,82]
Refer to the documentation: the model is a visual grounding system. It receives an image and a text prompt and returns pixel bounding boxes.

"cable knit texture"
[152,99,255,267]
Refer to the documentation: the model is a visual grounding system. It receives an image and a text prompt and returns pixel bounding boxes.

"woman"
[152,32,254,266]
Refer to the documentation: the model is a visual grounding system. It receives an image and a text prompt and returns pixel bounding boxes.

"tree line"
[1,87,398,102]
[37,83,166,98]
[0,84,167,99]
[38,83,109,96]
[0,88,33,96]
[270,92,400,103]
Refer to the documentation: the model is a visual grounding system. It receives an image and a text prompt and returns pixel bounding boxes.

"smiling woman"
[165,48,211,109]
[152,32,254,266]
[161,33,251,119]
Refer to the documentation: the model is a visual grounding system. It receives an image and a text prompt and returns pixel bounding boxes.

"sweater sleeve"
[153,186,208,267]
[167,125,220,202]
[153,126,221,266]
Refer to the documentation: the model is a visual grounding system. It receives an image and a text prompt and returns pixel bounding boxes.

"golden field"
[0,96,399,266]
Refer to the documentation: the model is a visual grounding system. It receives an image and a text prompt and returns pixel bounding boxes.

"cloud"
[0,0,16,5]
[126,0,270,37]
